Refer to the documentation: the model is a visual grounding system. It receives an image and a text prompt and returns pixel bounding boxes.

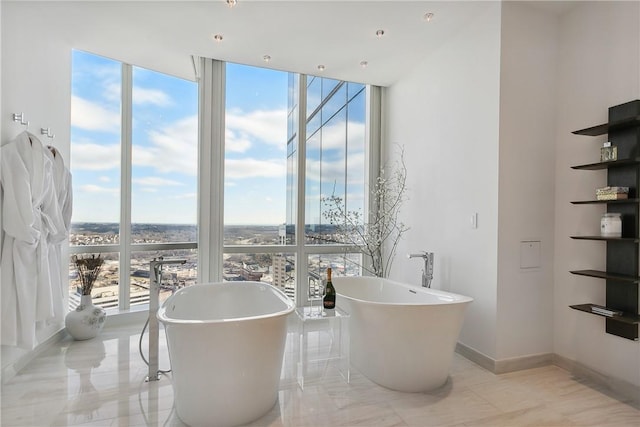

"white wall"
[387,1,640,383]
[1,1,72,374]
[554,1,640,387]
[495,2,558,359]
[1,5,71,148]
[385,2,502,359]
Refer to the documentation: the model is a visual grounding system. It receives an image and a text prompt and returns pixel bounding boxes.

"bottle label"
[323,297,335,309]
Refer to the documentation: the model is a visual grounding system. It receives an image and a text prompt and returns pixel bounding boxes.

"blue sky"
[71,51,288,225]
[70,50,366,227]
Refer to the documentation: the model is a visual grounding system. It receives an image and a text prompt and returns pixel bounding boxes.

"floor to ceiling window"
[223,63,294,296]
[71,53,374,311]
[223,63,369,305]
[301,77,367,303]
[70,50,198,310]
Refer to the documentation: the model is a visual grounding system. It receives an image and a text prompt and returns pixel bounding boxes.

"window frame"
[69,60,198,312]
[201,60,381,307]
[70,56,380,313]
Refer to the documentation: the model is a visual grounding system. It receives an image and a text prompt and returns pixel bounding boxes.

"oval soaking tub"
[333,276,472,392]
[157,282,295,427]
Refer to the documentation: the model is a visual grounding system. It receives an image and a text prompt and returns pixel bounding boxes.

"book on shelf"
[590,305,624,317]
[596,186,629,194]
[596,193,629,200]
[595,186,630,200]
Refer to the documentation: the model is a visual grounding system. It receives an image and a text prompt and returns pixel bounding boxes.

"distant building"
[131,269,150,278]
[272,255,295,299]
[308,270,322,299]
[241,262,265,281]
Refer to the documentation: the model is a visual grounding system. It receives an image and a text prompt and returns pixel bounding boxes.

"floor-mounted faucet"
[147,256,186,382]
[408,251,434,288]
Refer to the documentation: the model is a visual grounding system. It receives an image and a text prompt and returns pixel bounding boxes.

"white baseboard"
[456,342,552,373]
[455,342,639,406]
[494,352,553,374]
[455,342,496,372]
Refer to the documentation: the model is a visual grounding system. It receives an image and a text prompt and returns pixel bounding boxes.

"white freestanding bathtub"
[157,282,295,427]
[333,276,472,392]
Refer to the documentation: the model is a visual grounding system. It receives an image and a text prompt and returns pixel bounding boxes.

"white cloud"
[133,177,184,187]
[71,95,120,133]
[72,58,120,103]
[225,158,285,179]
[171,193,197,200]
[78,184,118,195]
[133,86,172,106]
[103,82,171,107]
[304,120,366,186]
[226,108,287,148]
[71,103,365,191]
[103,83,121,103]
[98,176,111,183]
[71,115,197,175]
[225,128,252,153]
[71,141,120,170]
[322,120,366,150]
[134,115,198,175]
[305,151,365,186]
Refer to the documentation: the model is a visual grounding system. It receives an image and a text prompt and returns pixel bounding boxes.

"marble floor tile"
[388,385,502,426]
[462,404,577,427]
[2,322,639,427]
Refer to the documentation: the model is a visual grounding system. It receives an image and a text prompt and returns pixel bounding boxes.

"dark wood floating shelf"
[571,198,640,204]
[571,158,640,170]
[570,304,640,325]
[572,115,640,136]
[570,235,640,242]
[570,101,640,341]
[570,269,640,283]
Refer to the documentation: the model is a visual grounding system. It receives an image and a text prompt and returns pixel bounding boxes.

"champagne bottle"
[323,267,336,309]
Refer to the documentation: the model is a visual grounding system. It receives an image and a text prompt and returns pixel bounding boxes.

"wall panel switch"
[471,212,478,229]
[520,240,541,269]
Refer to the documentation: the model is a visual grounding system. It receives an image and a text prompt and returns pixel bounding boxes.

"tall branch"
[322,146,409,278]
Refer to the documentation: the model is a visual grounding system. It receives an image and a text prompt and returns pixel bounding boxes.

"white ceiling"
[8,0,577,86]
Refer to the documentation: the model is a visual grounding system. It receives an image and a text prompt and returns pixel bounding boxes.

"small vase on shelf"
[65,295,106,340]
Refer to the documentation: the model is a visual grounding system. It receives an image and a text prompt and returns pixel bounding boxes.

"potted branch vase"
[65,295,106,340]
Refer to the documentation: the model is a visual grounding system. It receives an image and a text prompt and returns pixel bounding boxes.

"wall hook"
[12,112,29,126]
[41,128,55,139]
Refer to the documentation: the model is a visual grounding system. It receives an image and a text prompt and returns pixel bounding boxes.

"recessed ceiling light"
[213,34,223,42]
[360,60,368,68]
[375,29,385,38]
[226,0,237,8]
[263,55,272,62]
[317,64,326,72]
[423,12,434,22]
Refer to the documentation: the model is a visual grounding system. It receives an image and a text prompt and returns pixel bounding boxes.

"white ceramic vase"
[65,295,106,340]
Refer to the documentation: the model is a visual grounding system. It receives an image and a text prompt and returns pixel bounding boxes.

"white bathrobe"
[46,146,73,324]
[1,132,66,349]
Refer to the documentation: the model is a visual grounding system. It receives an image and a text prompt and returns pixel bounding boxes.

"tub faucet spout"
[408,252,434,288]
[147,256,187,382]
